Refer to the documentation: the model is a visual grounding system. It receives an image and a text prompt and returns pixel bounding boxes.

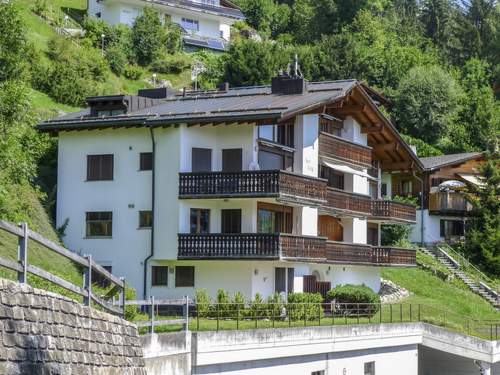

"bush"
[195,289,211,318]
[132,7,166,65]
[231,291,246,318]
[287,292,323,321]
[123,64,144,80]
[124,285,139,321]
[151,53,191,74]
[106,44,128,76]
[266,292,285,319]
[216,289,231,317]
[326,284,380,316]
[249,293,268,319]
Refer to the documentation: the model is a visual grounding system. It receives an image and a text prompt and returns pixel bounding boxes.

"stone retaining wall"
[0,278,145,374]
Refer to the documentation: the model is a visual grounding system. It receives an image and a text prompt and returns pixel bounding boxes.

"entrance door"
[221,209,242,233]
[222,149,242,172]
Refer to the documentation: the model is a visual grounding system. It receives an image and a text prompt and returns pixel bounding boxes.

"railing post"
[390,304,393,323]
[149,296,155,334]
[318,303,321,326]
[83,254,92,307]
[379,303,382,323]
[418,304,421,321]
[236,303,239,330]
[120,277,126,318]
[17,222,28,284]
[216,303,219,331]
[184,296,189,332]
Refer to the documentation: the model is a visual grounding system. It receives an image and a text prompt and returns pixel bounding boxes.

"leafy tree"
[401,134,443,157]
[464,157,500,276]
[0,80,29,140]
[132,7,166,65]
[192,51,228,90]
[393,65,462,144]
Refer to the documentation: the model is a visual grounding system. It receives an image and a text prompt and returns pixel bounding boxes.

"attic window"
[96,109,126,117]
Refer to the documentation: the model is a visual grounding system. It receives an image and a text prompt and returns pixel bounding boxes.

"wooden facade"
[318,132,372,167]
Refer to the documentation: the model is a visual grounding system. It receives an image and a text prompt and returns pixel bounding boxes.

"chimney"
[271,55,308,95]
[138,87,176,99]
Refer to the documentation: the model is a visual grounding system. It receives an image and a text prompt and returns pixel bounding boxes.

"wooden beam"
[361,123,384,134]
[372,142,399,152]
[381,161,415,171]
[330,105,366,114]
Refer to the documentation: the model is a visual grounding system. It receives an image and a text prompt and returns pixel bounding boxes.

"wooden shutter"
[221,209,241,233]
[192,148,212,172]
[222,149,242,172]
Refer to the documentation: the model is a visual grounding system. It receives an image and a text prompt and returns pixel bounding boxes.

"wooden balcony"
[319,132,372,167]
[322,188,372,216]
[325,241,416,267]
[371,200,417,223]
[177,233,325,260]
[429,192,473,216]
[179,170,327,206]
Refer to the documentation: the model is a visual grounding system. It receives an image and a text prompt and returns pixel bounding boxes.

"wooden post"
[83,255,92,307]
[18,222,28,284]
[149,296,155,334]
[120,277,126,318]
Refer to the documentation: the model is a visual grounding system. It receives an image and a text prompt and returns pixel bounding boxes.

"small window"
[92,265,112,288]
[440,220,464,238]
[190,209,210,234]
[364,361,375,375]
[87,154,114,181]
[152,266,168,287]
[86,212,112,237]
[258,123,294,147]
[140,152,153,171]
[401,180,412,195]
[139,211,153,228]
[175,266,195,287]
[311,371,325,375]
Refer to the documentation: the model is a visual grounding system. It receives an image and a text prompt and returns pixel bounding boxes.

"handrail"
[0,220,126,317]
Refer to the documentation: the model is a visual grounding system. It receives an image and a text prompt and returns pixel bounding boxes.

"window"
[364,361,375,375]
[320,166,344,190]
[192,148,212,172]
[431,177,446,187]
[257,203,292,234]
[440,220,465,238]
[401,180,412,195]
[139,211,153,229]
[87,154,113,181]
[190,209,210,234]
[258,148,293,171]
[381,183,388,197]
[258,123,294,147]
[86,212,112,237]
[152,266,168,287]
[319,115,343,136]
[92,265,112,288]
[311,371,325,375]
[275,267,294,294]
[181,18,199,31]
[222,149,242,172]
[96,109,126,117]
[140,152,153,171]
[221,209,241,233]
[175,266,195,287]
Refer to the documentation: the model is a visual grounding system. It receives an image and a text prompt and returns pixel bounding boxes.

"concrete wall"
[0,278,145,374]
[142,332,191,375]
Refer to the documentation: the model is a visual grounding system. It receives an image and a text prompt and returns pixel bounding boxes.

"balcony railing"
[322,188,372,215]
[178,233,416,266]
[325,241,416,267]
[429,192,473,215]
[371,200,417,223]
[179,170,327,206]
[319,132,372,167]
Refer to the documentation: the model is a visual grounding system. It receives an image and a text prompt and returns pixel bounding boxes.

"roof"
[419,152,484,170]
[37,80,358,131]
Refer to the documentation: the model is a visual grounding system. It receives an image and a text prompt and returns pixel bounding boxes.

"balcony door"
[221,209,241,233]
[367,223,379,246]
[192,148,212,172]
[275,267,294,294]
[222,148,242,172]
[257,203,292,234]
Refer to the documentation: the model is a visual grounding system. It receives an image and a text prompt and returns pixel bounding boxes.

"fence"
[0,220,125,317]
[129,298,500,341]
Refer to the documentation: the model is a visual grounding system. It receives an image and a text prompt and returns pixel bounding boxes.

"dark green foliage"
[464,158,500,276]
[216,289,231,317]
[401,135,443,158]
[132,7,166,66]
[164,19,183,54]
[106,44,128,76]
[195,289,211,318]
[123,65,144,80]
[151,54,192,74]
[326,284,380,315]
[286,292,324,321]
[381,196,419,247]
[192,51,228,90]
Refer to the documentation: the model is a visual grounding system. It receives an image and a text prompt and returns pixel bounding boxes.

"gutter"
[143,126,156,299]
[412,170,425,247]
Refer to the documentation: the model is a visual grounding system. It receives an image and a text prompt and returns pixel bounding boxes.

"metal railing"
[0,220,126,317]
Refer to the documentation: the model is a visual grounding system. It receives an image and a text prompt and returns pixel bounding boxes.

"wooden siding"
[318,132,372,167]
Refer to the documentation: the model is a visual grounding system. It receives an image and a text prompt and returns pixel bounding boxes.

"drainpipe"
[412,170,424,247]
[143,126,156,299]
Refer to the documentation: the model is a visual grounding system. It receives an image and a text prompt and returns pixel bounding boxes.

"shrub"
[216,289,231,317]
[106,44,128,76]
[123,64,144,80]
[287,293,323,321]
[124,285,139,321]
[151,53,192,74]
[267,292,285,319]
[231,291,246,318]
[249,293,268,319]
[195,289,211,318]
[132,7,166,65]
[326,284,380,316]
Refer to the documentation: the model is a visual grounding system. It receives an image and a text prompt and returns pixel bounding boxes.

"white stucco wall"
[294,114,319,177]
[341,116,368,146]
[410,209,446,244]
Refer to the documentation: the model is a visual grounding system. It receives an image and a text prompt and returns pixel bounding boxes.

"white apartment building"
[87,0,245,51]
[38,76,421,300]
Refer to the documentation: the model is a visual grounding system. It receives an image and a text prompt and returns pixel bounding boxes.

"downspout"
[143,126,156,299]
[412,170,424,247]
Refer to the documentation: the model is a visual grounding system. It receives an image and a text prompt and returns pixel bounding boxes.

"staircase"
[421,245,500,308]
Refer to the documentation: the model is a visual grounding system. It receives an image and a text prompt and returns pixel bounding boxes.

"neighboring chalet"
[87,0,245,51]
[403,152,485,245]
[38,74,420,300]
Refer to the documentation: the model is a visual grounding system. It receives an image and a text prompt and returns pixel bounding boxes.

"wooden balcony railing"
[179,170,327,206]
[325,241,416,267]
[322,188,372,215]
[429,192,473,215]
[371,200,417,223]
[178,233,416,266]
[319,132,372,167]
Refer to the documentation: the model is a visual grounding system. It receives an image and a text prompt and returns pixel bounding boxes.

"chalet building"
[38,75,420,300]
[401,152,485,245]
[87,0,245,51]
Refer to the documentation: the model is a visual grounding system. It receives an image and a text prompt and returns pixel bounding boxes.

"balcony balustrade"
[429,192,473,215]
[322,188,372,216]
[319,132,372,167]
[179,170,327,206]
[178,233,416,267]
[371,200,417,223]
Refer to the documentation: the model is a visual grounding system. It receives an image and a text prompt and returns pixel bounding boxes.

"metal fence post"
[418,304,421,322]
[17,222,28,284]
[149,296,155,334]
[120,277,126,318]
[184,296,189,332]
[83,255,92,307]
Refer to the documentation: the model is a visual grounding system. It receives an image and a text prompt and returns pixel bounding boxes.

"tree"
[132,7,166,65]
[465,157,500,276]
[0,1,29,82]
[0,80,29,140]
[393,65,462,144]
[401,134,444,157]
